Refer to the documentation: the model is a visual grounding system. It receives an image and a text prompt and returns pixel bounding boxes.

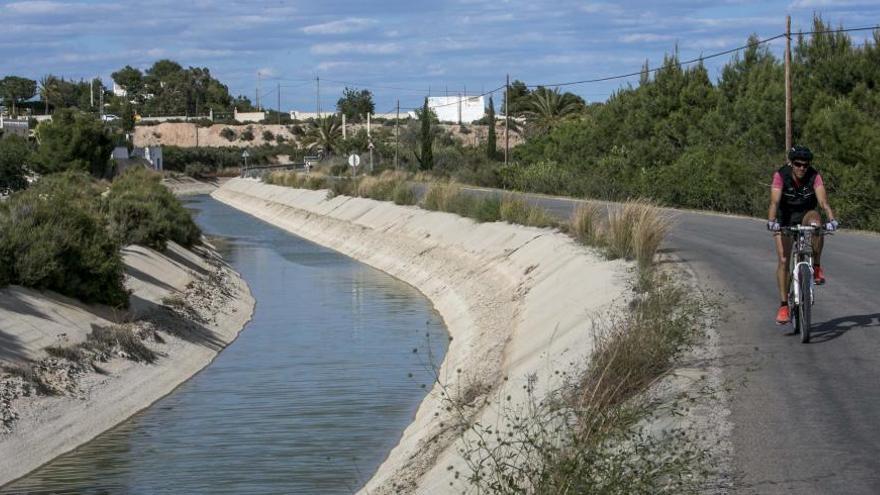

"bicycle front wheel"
[798,264,812,343]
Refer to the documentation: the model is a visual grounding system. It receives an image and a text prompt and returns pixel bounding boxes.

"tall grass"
[599,199,671,269]
[570,201,603,246]
[454,271,710,494]
[421,183,558,228]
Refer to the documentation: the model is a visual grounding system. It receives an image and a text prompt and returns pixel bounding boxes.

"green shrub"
[0,172,128,306]
[184,161,210,178]
[0,135,31,193]
[392,182,416,205]
[220,127,236,141]
[262,130,274,141]
[471,196,501,222]
[240,128,255,141]
[107,168,201,249]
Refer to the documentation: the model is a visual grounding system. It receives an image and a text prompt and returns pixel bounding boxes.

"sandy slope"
[0,242,254,486]
[213,178,630,493]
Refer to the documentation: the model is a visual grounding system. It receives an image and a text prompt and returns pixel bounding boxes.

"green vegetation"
[0,76,37,116]
[505,20,880,231]
[0,172,128,307]
[110,60,252,117]
[336,87,375,122]
[107,168,201,249]
[416,98,434,171]
[0,135,32,192]
[486,96,497,160]
[31,109,114,178]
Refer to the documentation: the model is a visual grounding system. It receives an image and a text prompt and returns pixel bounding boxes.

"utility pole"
[784,15,793,156]
[277,82,281,125]
[256,72,261,110]
[90,78,94,108]
[316,76,321,117]
[395,99,400,169]
[504,73,509,166]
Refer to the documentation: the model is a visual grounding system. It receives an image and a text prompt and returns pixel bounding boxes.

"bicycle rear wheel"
[798,264,812,343]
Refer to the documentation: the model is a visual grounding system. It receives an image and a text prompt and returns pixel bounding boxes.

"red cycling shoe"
[776,305,790,325]
[814,265,825,285]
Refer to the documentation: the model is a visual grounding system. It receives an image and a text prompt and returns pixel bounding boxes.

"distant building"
[132,146,164,171]
[112,82,127,98]
[0,116,29,138]
[427,95,485,124]
[112,146,164,175]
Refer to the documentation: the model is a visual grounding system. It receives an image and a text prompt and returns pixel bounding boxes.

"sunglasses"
[792,161,809,168]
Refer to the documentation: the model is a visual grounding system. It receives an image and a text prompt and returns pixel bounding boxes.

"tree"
[111,65,144,104]
[522,87,584,136]
[302,115,343,156]
[0,135,31,192]
[416,98,434,170]
[0,76,37,116]
[32,109,114,178]
[502,79,530,116]
[39,75,60,114]
[336,87,375,122]
[486,96,497,160]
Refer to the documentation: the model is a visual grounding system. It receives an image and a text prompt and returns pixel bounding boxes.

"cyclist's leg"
[775,232,793,303]
[802,210,824,264]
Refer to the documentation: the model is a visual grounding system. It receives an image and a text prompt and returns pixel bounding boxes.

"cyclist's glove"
[825,219,839,232]
[767,219,780,232]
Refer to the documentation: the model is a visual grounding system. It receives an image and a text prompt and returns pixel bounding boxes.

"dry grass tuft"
[421,182,464,212]
[570,201,604,247]
[605,199,671,268]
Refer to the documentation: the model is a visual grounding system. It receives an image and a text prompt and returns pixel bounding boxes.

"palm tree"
[39,75,60,115]
[301,115,343,156]
[522,87,583,136]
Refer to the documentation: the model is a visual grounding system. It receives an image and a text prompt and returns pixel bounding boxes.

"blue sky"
[1,0,878,112]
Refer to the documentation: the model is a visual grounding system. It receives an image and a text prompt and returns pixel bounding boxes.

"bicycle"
[782,225,829,343]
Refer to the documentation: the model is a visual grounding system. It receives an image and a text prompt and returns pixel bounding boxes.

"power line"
[528,33,786,88]
[526,24,878,89]
[797,25,879,36]
[321,78,430,94]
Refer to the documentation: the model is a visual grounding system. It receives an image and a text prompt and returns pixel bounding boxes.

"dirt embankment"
[133,122,523,150]
[213,179,627,493]
[0,241,254,486]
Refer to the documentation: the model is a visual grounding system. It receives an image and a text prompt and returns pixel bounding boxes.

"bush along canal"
[2,195,447,494]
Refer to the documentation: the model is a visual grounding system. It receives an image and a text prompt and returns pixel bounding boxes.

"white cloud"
[257,67,277,77]
[619,33,676,43]
[303,17,375,35]
[580,2,623,15]
[310,42,401,55]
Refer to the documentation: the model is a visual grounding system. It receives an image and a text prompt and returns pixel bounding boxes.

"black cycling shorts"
[780,209,817,227]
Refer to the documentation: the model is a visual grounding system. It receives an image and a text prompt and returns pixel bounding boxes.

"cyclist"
[767,145,838,324]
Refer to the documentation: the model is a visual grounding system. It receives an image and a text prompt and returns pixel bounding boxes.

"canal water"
[3,195,447,494]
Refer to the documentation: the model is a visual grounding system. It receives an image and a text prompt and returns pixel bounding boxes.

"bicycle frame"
[787,226,815,307]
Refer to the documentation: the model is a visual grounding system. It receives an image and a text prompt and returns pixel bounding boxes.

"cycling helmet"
[788,145,813,163]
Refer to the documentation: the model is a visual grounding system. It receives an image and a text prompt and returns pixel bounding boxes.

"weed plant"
[449,271,710,494]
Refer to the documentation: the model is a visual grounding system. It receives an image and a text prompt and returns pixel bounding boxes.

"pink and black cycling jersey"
[772,165,823,225]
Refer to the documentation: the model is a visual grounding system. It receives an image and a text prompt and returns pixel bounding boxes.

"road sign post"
[348,153,361,176]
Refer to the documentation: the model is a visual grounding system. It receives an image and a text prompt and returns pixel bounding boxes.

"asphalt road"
[452,185,880,494]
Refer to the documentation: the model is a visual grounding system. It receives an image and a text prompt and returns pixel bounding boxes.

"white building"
[427,95,485,124]
[112,82,127,98]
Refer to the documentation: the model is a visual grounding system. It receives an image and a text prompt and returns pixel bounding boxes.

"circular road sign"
[348,154,361,168]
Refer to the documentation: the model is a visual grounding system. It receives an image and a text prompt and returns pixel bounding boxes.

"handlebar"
[781,225,831,236]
